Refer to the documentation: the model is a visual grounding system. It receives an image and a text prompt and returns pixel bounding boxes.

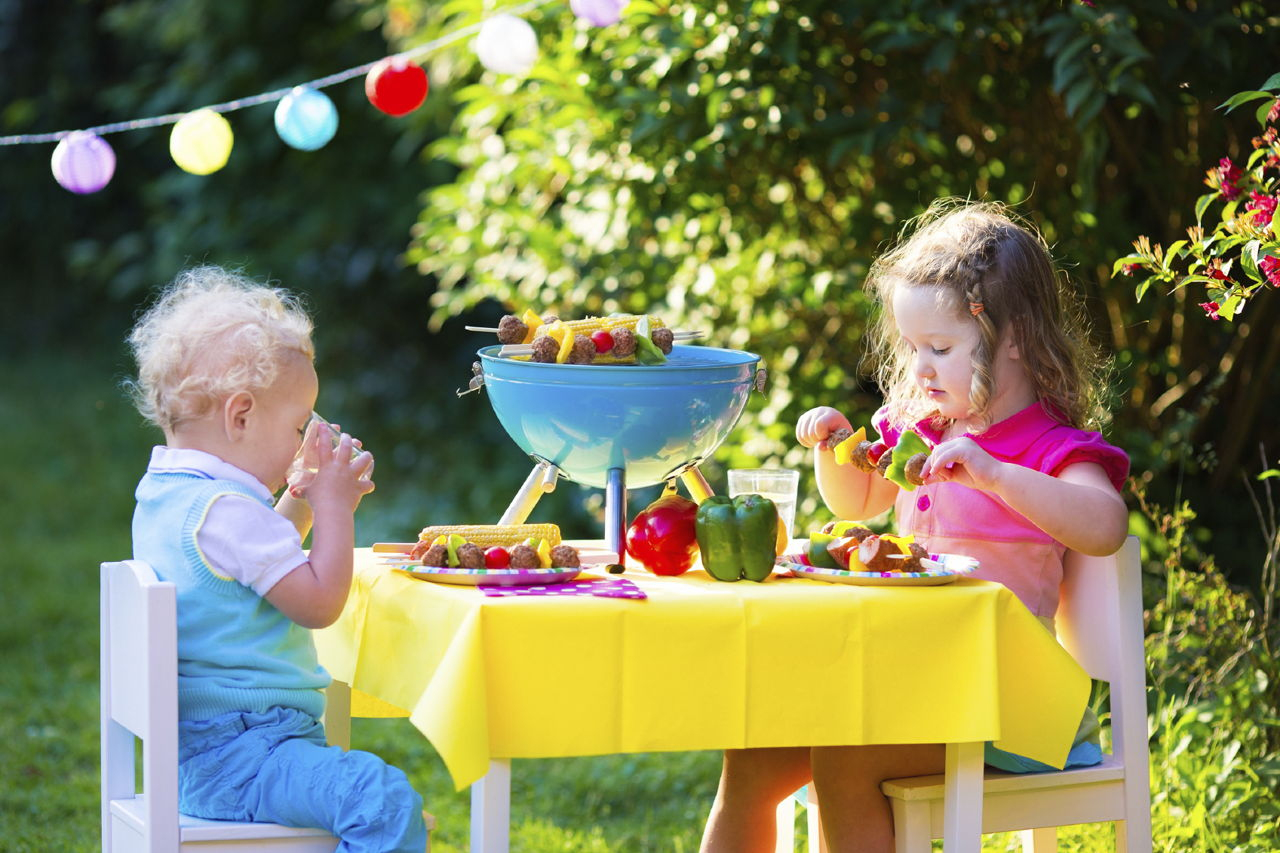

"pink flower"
[1261,255,1280,288]
[1269,97,1280,125]
[1199,301,1221,320]
[1121,263,1141,276]
[1207,267,1231,282]
[1217,156,1243,200]
[1245,191,1277,226]
[1079,0,1096,6]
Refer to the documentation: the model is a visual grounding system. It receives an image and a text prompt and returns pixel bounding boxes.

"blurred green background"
[3,0,1279,849]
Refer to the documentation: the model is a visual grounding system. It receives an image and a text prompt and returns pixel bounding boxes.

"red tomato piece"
[591,330,615,353]
[484,546,511,569]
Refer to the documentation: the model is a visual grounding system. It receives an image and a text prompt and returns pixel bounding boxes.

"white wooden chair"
[778,536,1152,853]
[101,559,343,852]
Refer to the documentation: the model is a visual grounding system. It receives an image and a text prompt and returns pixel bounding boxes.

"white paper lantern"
[474,13,539,75]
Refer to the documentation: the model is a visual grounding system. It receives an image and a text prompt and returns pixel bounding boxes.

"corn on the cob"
[416,523,561,548]
[533,314,667,338]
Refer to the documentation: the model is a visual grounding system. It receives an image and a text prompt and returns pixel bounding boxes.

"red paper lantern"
[365,57,429,116]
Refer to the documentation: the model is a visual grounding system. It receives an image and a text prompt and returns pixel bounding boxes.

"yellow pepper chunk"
[833,427,867,466]
[520,309,543,344]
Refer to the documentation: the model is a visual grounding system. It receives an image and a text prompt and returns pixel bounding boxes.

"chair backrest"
[101,559,181,851]
[1055,536,1148,770]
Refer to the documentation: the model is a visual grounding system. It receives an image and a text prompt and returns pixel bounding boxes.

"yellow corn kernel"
[416,524,562,549]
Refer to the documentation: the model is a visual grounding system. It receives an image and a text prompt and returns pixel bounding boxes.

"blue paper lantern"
[51,131,116,194]
[274,86,339,151]
[571,0,626,26]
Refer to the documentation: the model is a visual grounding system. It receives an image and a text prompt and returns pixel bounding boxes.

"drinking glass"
[727,468,800,542]
[288,411,360,479]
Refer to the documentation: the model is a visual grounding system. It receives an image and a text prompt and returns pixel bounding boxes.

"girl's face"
[241,351,318,492]
[892,285,979,422]
[892,284,1032,428]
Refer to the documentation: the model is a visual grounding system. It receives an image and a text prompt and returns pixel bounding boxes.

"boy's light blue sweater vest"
[133,470,328,721]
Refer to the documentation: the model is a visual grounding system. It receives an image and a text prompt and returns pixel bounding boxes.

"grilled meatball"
[857,535,898,573]
[531,335,560,363]
[508,544,541,569]
[875,448,894,476]
[611,327,637,357]
[904,452,929,486]
[455,543,486,569]
[421,543,448,567]
[568,334,597,364]
[850,440,878,472]
[903,542,930,571]
[651,327,675,354]
[497,314,528,344]
[549,544,581,568]
[827,427,853,450]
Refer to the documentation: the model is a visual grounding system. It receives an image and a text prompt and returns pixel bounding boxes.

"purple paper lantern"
[51,131,116,194]
[570,0,626,26]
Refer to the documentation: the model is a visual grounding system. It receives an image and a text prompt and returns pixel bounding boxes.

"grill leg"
[604,467,627,564]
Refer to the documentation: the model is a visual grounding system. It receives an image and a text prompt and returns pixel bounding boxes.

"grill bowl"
[479,344,761,489]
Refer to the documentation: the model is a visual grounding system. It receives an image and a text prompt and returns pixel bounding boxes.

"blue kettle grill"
[477,344,764,564]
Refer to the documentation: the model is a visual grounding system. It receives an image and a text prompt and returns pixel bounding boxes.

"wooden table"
[316,546,1089,852]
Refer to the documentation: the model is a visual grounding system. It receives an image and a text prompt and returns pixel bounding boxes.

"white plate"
[393,566,583,586]
[777,552,979,586]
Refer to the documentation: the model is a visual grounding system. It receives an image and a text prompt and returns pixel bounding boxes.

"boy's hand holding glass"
[286,412,373,499]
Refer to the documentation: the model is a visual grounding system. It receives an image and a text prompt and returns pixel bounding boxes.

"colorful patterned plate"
[777,553,979,587]
[393,566,583,586]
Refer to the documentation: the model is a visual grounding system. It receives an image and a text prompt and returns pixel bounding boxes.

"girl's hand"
[922,436,1006,492]
[796,407,853,450]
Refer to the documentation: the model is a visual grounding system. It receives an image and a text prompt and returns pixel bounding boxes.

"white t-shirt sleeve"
[195,494,309,596]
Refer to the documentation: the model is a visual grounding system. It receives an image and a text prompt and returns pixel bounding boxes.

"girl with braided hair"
[700,200,1129,853]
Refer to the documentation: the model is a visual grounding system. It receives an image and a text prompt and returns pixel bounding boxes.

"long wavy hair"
[864,199,1108,433]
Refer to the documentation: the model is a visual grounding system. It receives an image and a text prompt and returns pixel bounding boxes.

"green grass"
[4,349,1271,852]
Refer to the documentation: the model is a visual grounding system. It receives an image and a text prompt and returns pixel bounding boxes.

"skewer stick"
[465,325,501,333]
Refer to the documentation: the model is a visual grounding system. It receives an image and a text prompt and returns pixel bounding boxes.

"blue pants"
[178,707,426,853]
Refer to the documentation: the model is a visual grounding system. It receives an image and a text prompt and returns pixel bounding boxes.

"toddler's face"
[244,351,319,492]
[892,285,981,422]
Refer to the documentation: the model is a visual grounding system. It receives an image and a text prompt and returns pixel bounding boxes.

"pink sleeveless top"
[873,403,1128,619]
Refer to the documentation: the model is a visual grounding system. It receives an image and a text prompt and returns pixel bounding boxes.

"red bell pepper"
[625,494,700,575]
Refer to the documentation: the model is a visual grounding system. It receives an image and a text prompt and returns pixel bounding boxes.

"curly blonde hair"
[864,199,1107,433]
[126,266,314,433]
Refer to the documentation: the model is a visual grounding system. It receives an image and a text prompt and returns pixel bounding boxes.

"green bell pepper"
[695,494,780,582]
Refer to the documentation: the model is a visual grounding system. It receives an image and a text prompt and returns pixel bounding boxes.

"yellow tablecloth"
[315,548,1089,790]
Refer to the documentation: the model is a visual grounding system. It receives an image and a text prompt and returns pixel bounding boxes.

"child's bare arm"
[797,406,899,522]
[925,438,1127,556]
[266,433,373,628]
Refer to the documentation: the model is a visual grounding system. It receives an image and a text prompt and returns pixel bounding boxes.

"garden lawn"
[0,349,1149,851]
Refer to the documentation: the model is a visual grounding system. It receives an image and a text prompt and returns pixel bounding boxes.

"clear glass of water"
[727,468,800,544]
[288,412,359,479]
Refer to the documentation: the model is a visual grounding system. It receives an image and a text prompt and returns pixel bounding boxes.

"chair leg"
[1018,827,1057,852]
[889,799,931,853]
[323,679,351,750]
[805,789,825,853]
[775,794,796,853]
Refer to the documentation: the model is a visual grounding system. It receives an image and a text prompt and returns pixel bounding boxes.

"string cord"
[0,0,557,146]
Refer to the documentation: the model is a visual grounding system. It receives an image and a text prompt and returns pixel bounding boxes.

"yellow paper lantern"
[169,109,234,175]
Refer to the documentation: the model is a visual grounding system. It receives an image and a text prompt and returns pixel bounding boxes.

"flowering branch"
[1115,72,1280,321]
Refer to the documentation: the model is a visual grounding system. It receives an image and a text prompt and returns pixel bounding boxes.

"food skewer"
[498,330,702,359]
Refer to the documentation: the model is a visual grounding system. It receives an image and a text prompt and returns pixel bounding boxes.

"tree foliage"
[384,0,1280,566]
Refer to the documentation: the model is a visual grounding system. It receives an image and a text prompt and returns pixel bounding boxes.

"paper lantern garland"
[571,0,627,27]
[365,57,429,116]
[51,131,116,194]
[10,0,606,192]
[274,86,339,150]
[169,109,234,175]
[474,14,539,75]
